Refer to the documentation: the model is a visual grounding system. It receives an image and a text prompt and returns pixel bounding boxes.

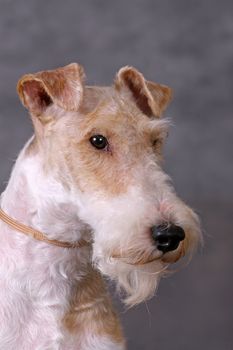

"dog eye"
[89,135,108,150]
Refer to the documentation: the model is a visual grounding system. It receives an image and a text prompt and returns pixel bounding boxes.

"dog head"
[18,63,202,306]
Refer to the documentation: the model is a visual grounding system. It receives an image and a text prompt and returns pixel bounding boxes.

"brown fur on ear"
[115,66,172,117]
[17,63,85,115]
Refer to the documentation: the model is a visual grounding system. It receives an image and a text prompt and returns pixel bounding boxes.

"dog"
[0,63,201,349]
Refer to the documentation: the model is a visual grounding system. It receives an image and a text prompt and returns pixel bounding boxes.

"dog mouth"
[110,243,185,266]
[111,250,162,266]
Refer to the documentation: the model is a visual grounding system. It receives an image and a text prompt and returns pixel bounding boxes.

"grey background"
[0,0,232,349]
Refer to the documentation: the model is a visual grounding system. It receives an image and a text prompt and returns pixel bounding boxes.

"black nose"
[151,224,185,253]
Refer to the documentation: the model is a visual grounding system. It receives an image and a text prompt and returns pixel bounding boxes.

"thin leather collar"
[0,208,90,249]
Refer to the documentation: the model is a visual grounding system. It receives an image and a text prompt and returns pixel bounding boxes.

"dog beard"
[93,247,167,307]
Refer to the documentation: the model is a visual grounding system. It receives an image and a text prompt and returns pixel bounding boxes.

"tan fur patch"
[17,63,85,115]
[63,268,125,345]
[35,87,168,197]
[115,66,172,117]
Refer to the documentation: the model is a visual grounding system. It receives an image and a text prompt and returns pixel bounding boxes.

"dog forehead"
[79,86,150,134]
[56,85,166,145]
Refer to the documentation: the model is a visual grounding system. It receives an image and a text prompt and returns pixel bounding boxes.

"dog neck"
[0,137,92,266]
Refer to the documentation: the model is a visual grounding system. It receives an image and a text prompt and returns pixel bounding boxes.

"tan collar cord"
[0,208,90,249]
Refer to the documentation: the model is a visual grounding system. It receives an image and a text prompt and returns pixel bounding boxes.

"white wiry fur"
[0,135,200,349]
[0,142,92,349]
[0,142,127,349]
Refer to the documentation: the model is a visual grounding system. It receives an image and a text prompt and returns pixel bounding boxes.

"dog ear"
[115,66,172,118]
[17,63,85,116]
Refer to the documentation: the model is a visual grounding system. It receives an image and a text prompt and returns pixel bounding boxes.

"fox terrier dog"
[0,63,201,349]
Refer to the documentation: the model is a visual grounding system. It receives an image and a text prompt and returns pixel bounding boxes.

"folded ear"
[17,63,85,116]
[115,66,172,118]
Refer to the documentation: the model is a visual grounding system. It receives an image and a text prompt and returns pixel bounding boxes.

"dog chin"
[93,252,166,307]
